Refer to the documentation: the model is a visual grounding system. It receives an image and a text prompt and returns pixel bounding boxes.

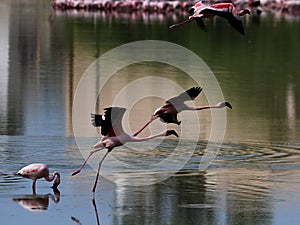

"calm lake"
[0,0,300,225]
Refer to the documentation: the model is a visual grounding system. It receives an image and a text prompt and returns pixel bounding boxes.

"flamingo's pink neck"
[45,172,60,187]
[131,131,167,142]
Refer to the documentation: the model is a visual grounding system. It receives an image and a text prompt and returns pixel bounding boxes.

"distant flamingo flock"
[52,0,193,12]
[51,0,300,16]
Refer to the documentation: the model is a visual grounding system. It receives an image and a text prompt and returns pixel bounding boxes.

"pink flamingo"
[130,87,232,136]
[15,163,60,194]
[170,2,250,35]
[71,107,178,193]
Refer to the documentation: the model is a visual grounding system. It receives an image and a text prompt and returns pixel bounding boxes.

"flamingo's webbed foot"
[71,169,81,176]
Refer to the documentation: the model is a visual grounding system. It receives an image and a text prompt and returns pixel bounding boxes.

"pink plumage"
[16,163,60,194]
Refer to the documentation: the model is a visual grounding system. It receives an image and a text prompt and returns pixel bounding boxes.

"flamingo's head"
[225,102,233,109]
[189,7,195,16]
[244,9,251,15]
[216,101,233,109]
[51,172,60,189]
[189,1,205,16]
[165,130,179,137]
[239,8,251,16]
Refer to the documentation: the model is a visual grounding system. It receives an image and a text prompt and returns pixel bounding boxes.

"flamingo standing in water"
[71,107,178,193]
[126,87,232,136]
[169,2,250,35]
[15,163,60,194]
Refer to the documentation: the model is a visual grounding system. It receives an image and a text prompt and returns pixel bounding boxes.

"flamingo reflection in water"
[13,188,60,212]
[128,87,232,137]
[71,197,100,225]
[71,107,178,193]
[15,163,60,195]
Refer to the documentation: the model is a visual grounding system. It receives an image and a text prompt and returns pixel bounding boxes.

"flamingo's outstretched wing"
[195,17,208,32]
[91,107,126,136]
[91,114,104,127]
[166,87,203,104]
[91,113,107,136]
[200,7,245,35]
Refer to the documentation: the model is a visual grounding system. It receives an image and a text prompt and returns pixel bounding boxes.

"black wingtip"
[186,87,203,100]
[91,113,103,127]
[195,18,208,32]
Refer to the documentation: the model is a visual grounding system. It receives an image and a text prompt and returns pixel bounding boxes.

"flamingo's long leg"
[71,147,103,176]
[32,180,36,195]
[92,150,110,193]
[132,120,152,137]
[132,116,158,137]
[169,17,194,29]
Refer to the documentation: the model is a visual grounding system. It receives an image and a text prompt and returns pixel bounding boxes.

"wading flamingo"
[71,107,178,193]
[15,163,60,194]
[125,87,232,136]
[170,2,250,35]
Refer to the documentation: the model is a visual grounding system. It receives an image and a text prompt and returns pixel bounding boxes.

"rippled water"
[0,0,300,225]
[1,136,300,225]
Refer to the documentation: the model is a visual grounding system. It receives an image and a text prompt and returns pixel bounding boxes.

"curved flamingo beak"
[225,102,232,109]
[51,173,60,189]
[244,9,251,15]
[166,130,179,137]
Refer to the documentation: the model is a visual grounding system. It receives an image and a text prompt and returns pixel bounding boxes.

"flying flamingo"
[71,107,178,193]
[15,163,60,194]
[169,2,250,35]
[125,87,232,136]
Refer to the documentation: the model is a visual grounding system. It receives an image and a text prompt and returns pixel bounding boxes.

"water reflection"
[2,0,299,142]
[71,197,100,225]
[1,135,300,224]
[286,82,296,142]
[97,169,273,225]
[13,188,60,212]
[67,168,274,225]
[0,3,9,134]
[71,216,83,225]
